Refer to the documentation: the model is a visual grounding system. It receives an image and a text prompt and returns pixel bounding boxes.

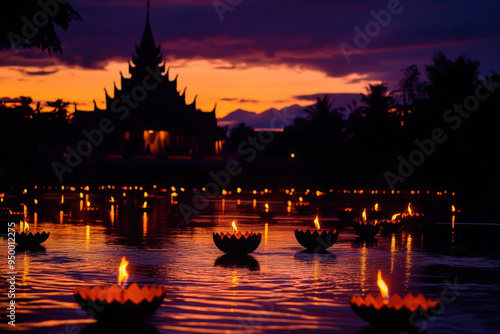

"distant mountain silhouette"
[219,94,358,129]
[218,104,305,129]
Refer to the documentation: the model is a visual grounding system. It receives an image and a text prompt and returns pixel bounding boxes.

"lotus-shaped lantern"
[257,203,278,220]
[213,221,262,255]
[15,221,50,247]
[400,203,425,231]
[352,209,380,238]
[336,207,357,224]
[380,214,403,233]
[138,200,152,213]
[294,215,340,252]
[294,197,311,215]
[367,203,385,220]
[74,257,166,321]
[350,270,440,328]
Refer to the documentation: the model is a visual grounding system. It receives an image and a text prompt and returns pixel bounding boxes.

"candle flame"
[34,199,38,205]
[391,213,401,220]
[377,270,389,299]
[299,197,303,202]
[362,209,367,221]
[144,191,148,198]
[118,256,129,287]
[232,220,238,233]
[61,195,64,204]
[143,201,148,209]
[80,192,83,198]
[314,215,320,230]
[265,203,269,212]
[451,205,456,212]
[408,203,412,215]
[86,201,91,207]
[374,203,379,211]
[23,189,27,194]
[22,220,29,232]
[111,196,115,202]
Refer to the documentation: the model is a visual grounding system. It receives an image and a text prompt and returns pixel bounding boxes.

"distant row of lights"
[15,185,454,197]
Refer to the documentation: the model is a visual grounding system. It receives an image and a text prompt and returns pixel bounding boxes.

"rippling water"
[1,193,500,333]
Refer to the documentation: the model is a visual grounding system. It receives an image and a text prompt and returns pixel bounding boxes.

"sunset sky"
[1,0,499,118]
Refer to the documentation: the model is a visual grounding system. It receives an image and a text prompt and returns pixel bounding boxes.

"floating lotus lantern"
[74,256,166,321]
[350,270,440,328]
[15,220,50,247]
[400,203,425,231]
[294,215,339,252]
[294,197,311,215]
[257,203,278,220]
[81,200,99,212]
[450,205,462,216]
[352,209,380,239]
[213,220,262,255]
[336,207,357,224]
[380,213,403,234]
[367,202,385,220]
[138,200,152,213]
[143,191,155,205]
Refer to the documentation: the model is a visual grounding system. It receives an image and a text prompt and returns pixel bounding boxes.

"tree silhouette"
[0,0,81,53]
[425,52,480,108]
[47,99,70,120]
[359,83,395,122]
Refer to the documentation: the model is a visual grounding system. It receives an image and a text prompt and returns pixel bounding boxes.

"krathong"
[213,220,262,255]
[400,203,425,231]
[352,209,380,238]
[294,197,311,214]
[380,213,403,233]
[336,207,357,224]
[294,215,339,252]
[368,202,384,220]
[257,203,278,220]
[15,220,50,247]
[350,270,440,328]
[73,256,166,321]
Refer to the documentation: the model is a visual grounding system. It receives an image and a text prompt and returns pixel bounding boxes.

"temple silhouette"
[73,1,225,158]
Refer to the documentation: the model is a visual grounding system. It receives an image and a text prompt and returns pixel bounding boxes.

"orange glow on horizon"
[0,60,371,118]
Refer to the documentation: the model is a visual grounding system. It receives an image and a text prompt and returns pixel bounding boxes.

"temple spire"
[147,1,150,24]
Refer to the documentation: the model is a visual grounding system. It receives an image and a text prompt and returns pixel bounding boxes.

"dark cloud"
[294,93,360,107]
[220,98,237,101]
[1,0,499,88]
[239,99,259,103]
[15,69,59,76]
